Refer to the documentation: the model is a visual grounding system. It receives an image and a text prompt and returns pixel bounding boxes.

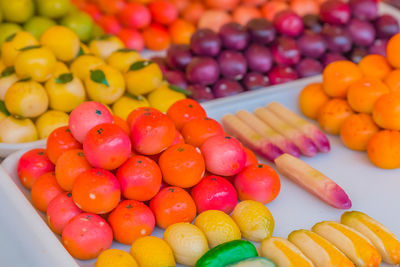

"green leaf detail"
[1,66,15,77]
[77,46,85,57]
[19,45,41,51]
[0,101,10,116]
[126,204,133,209]
[117,48,137,53]
[168,85,192,96]
[56,73,74,84]
[98,34,113,40]
[18,77,31,82]
[90,69,109,87]
[5,33,16,42]
[129,60,152,71]
[125,92,144,101]
[177,147,184,152]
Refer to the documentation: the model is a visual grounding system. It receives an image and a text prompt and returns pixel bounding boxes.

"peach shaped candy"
[200,135,246,176]
[47,192,82,235]
[17,148,55,189]
[68,101,113,143]
[62,213,113,260]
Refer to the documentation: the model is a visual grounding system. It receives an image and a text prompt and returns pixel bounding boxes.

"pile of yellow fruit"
[0,25,186,144]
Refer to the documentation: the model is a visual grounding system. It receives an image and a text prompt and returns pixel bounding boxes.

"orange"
[55,149,92,191]
[318,99,354,135]
[181,117,224,147]
[358,54,392,80]
[232,6,262,25]
[149,186,196,229]
[261,1,288,21]
[299,83,330,119]
[113,115,130,135]
[386,33,400,68]
[159,144,205,188]
[169,19,195,45]
[384,69,400,92]
[127,107,160,129]
[372,92,400,130]
[367,130,400,169]
[31,172,65,212]
[322,60,363,98]
[347,77,390,113]
[182,2,205,25]
[142,24,170,51]
[148,0,178,25]
[166,99,207,131]
[107,200,155,245]
[46,126,82,164]
[340,114,380,151]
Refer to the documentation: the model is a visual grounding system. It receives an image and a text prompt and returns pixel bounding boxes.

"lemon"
[5,80,49,118]
[130,236,176,267]
[112,95,149,120]
[106,49,142,73]
[148,84,186,113]
[0,116,37,143]
[85,65,125,105]
[125,60,163,96]
[0,0,34,23]
[96,249,138,267]
[194,210,241,248]
[14,46,56,82]
[53,62,69,77]
[163,223,209,266]
[45,72,86,112]
[70,54,104,80]
[89,35,124,60]
[40,26,80,62]
[35,110,69,139]
[232,200,275,242]
[0,67,18,100]
[2,31,38,66]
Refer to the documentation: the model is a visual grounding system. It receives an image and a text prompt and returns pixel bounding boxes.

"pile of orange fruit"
[299,32,400,169]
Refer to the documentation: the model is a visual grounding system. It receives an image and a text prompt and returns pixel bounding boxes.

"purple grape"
[164,70,188,89]
[213,78,244,98]
[348,18,375,47]
[246,18,276,44]
[321,52,347,66]
[190,29,222,57]
[322,24,353,53]
[244,43,273,72]
[242,72,269,90]
[166,44,193,70]
[274,10,304,37]
[320,0,351,25]
[268,66,298,85]
[303,14,323,33]
[375,14,400,38]
[348,47,368,63]
[219,22,250,51]
[186,57,220,86]
[218,50,247,80]
[187,84,215,102]
[271,37,301,66]
[295,58,323,78]
[369,38,388,56]
[151,56,168,75]
[349,0,378,21]
[298,32,327,58]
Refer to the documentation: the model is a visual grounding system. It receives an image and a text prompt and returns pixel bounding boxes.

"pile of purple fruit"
[153,0,399,102]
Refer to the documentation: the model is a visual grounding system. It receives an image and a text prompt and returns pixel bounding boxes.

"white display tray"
[0,73,399,267]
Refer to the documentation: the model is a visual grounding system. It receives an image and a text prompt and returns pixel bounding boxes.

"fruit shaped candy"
[1,31,38,67]
[181,117,224,148]
[372,92,400,130]
[112,95,149,121]
[196,240,258,267]
[0,66,18,101]
[194,210,241,248]
[254,107,317,157]
[31,172,64,212]
[107,200,155,245]
[340,114,379,151]
[125,60,163,96]
[0,23,22,47]
[164,222,209,266]
[243,147,258,166]
[341,211,400,264]
[384,69,400,92]
[130,236,176,267]
[62,213,113,260]
[40,26,80,62]
[313,221,381,267]
[186,57,220,86]
[106,49,142,73]
[112,115,130,135]
[227,257,276,267]
[320,0,351,25]
[235,110,300,157]
[68,101,113,143]
[167,99,206,131]
[17,148,54,189]
[147,84,187,113]
[222,114,283,161]
[0,116,38,143]
[275,153,352,209]
[0,0,34,23]
[244,43,273,73]
[89,35,124,60]
[266,102,330,153]
[358,54,392,80]
[60,12,94,43]
[288,229,355,267]
[260,237,314,267]
[299,83,330,120]
[274,10,304,37]
[35,110,69,139]
[232,200,274,242]
[96,249,138,267]
[46,192,82,235]
[367,130,400,169]
[46,126,81,164]
[70,54,104,80]
[317,99,354,135]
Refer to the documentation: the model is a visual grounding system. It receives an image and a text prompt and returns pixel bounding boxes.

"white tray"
[1,73,399,267]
